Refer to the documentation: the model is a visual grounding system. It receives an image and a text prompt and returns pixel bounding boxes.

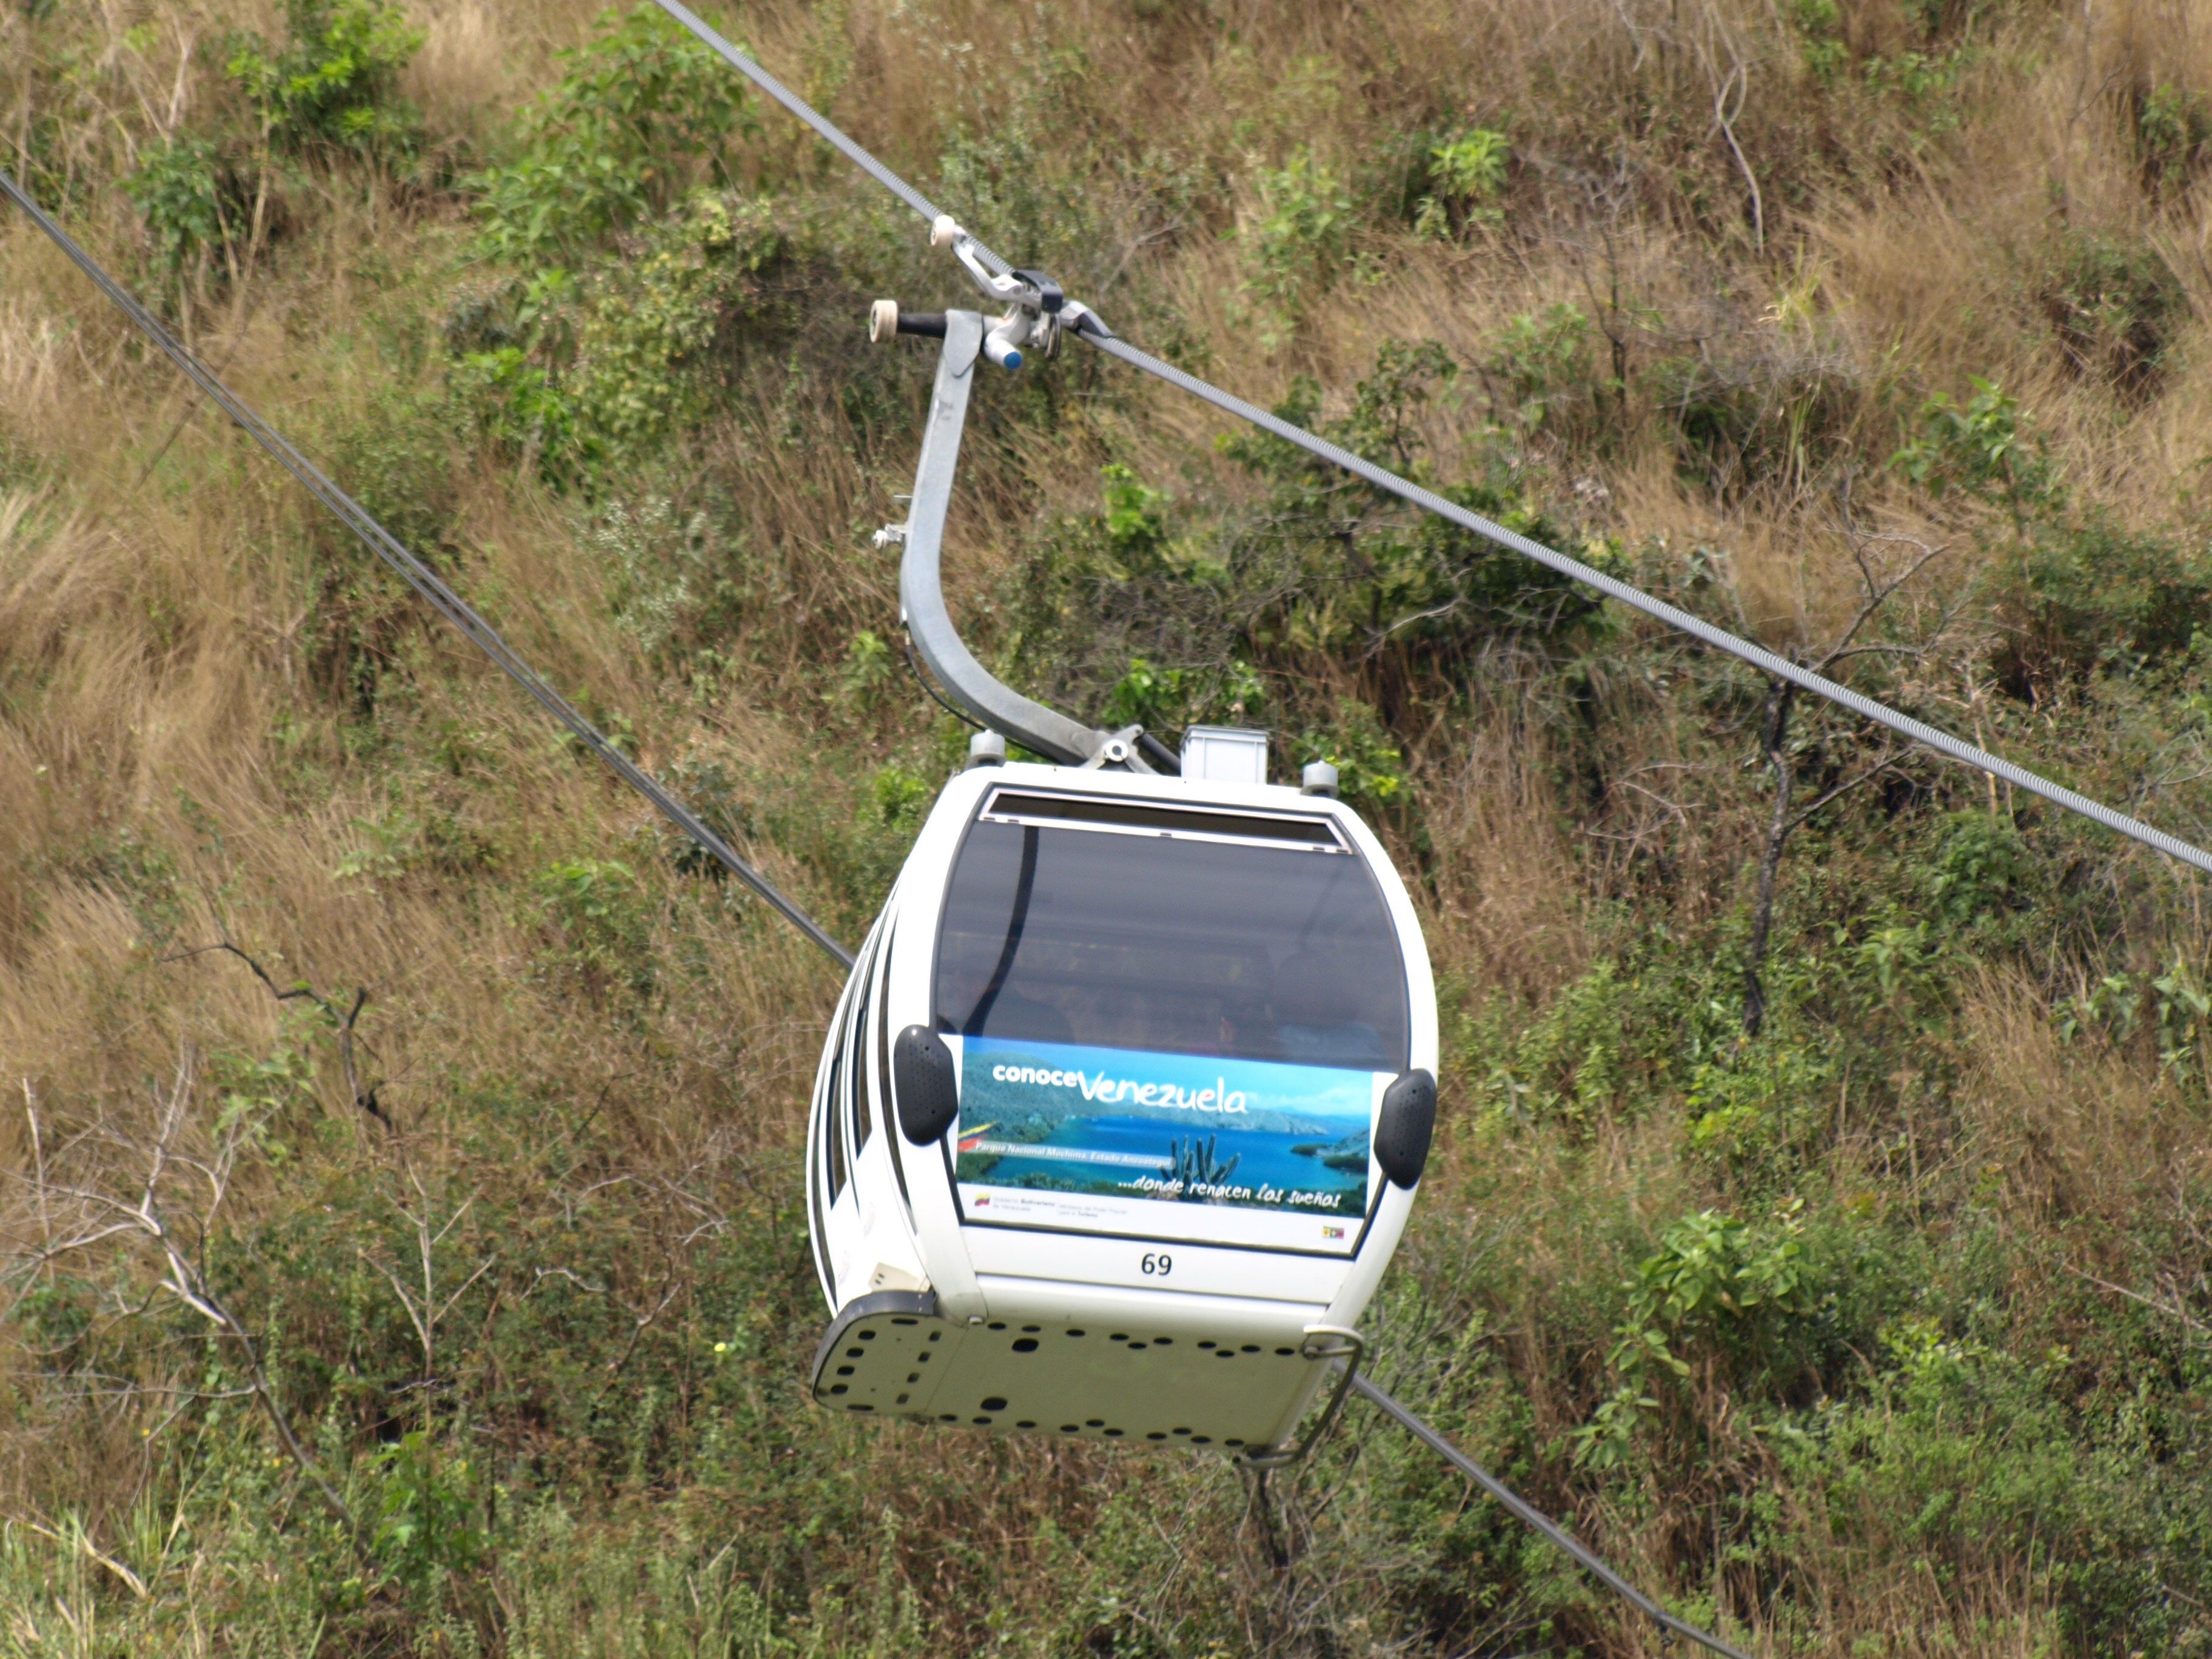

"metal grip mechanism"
[869,300,946,341]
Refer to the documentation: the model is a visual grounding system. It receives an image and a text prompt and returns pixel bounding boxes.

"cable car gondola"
[804,282,1438,1458]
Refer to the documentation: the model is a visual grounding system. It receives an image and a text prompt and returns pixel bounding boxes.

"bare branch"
[159,937,387,1126]
[1782,753,1907,834]
[525,1266,608,1297]
[2063,1264,2211,1341]
[23,1079,50,1256]
[369,1254,436,1370]
[364,1176,494,1412]
[600,1281,683,1382]
[8,1053,365,1555]
[436,1255,498,1328]
[1813,536,1949,676]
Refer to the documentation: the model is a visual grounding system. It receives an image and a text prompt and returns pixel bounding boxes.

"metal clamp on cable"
[929,215,1063,368]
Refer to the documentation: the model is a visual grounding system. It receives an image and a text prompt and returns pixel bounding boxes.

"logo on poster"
[987,1062,1250,1114]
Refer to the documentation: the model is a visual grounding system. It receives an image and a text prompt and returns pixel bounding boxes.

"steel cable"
[647,0,1014,279]
[0,166,854,970]
[645,0,2212,882]
[1076,325,2212,877]
[1351,1371,1760,1659]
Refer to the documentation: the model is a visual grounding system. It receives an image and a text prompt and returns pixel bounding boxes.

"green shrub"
[1476,959,1640,1126]
[2153,954,2212,1080]
[1923,809,2030,923]
[1574,1201,1823,1469]
[1683,1040,1835,1162]
[324,383,459,559]
[1429,127,1509,202]
[121,137,239,273]
[455,193,783,488]
[225,0,424,156]
[564,198,777,454]
[1219,340,1615,650]
[1484,304,1592,433]
[1862,44,1973,128]
[1293,699,1404,813]
[1414,127,1508,236]
[1890,376,2060,528]
[592,494,714,660]
[472,4,759,261]
[1788,0,1849,81]
[2037,231,2182,397]
[660,756,753,877]
[839,629,897,709]
[370,1431,484,1602]
[1997,515,2212,686]
[1615,1203,1814,1371]
[1102,655,1264,739]
[533,857,655,997]
[935,79,1111,284]
[1244,150,1356,329]
[45,823,186,946]
[1775,1310,2212,1654]
[1100,463,1168,557]
[303,384,466,714]
[1004,337,1615,771]
[2136,82,2212,200]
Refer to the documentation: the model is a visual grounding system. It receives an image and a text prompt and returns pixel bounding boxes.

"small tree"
[4,1051,361,1549]
[1738,521,1962,1036]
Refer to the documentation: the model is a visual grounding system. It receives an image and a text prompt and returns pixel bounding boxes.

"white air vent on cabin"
[1179,726,1269,784]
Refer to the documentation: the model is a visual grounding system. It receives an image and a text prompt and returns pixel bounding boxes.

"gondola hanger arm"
[874,304,1155,772]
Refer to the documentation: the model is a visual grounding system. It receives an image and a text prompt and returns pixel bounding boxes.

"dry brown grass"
[5,0,2212,1650]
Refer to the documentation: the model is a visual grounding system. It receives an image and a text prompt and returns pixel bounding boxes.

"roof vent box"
[1179,726,1269,785]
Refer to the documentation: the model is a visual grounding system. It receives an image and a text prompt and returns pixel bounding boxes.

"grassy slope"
[4,0,2212,1653]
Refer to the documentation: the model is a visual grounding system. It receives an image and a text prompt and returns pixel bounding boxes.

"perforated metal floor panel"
[809,1292,1323,1449]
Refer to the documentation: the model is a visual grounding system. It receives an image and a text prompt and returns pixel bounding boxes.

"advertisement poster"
[950,1034,1386,1254]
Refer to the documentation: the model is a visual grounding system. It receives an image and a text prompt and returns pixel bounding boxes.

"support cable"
[1350,1370,1760,1659]
[648,0,1015,280]
[1076,324,2212,878]
[648,0,2212,882]
[0,166,854,971]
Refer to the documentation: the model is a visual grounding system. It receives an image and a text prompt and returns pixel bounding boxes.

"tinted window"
[848,936,877,1147]
[934,813,1410,1069]
[824,1039,847,1201]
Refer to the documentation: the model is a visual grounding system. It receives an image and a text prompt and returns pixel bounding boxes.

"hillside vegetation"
[6,0,2212,1652]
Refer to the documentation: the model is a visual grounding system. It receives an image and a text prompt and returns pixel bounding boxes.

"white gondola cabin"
[805,280,1438,1460]
[805,752,1438,1454]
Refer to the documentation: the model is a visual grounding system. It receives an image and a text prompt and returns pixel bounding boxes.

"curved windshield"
[933,799,1410,1070]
